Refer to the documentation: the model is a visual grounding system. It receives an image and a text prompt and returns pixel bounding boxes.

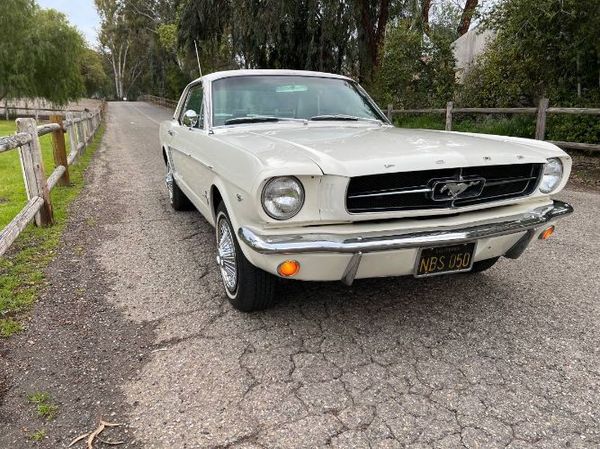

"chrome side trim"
[238,200,573,255]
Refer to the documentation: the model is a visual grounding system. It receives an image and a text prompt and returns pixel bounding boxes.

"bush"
[546,115,600,144]
[458,0,600,108]
[373,25,456,108]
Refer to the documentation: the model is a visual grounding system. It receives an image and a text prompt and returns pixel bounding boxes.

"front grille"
[346,163,543,213]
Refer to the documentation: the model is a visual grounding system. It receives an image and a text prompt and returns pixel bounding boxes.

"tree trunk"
[421,0,432,34]
[354,0,390,84]
[577,53,581,97]
[458,0,479,36]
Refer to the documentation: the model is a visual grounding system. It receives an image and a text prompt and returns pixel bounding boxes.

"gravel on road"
[1,102,599,449]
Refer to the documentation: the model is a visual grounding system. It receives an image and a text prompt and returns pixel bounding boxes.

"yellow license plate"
[415,243,476,277]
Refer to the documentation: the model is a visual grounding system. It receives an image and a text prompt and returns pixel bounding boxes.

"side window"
[180,85,204,128]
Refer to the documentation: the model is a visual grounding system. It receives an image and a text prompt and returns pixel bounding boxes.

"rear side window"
[180,84,204,128]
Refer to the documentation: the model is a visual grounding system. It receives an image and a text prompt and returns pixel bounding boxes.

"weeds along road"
[1,101,600,448]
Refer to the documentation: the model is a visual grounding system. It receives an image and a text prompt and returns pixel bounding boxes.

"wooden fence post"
[65,112,78,161]
[445,101,453,131]
[86,114,91,141]
[387,104,393,122]
[85,112,91,145]
[77,111,86,154]
[50,114,70,186]
[535,98,549,140]
[16,118,53,227]
[87,112,93,139]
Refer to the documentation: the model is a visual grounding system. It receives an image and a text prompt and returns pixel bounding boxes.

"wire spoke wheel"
[217,216,238,293]
[214,203,276,311]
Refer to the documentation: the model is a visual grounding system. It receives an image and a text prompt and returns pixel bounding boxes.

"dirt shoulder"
[0,108,153,448]
[569,153,600,191]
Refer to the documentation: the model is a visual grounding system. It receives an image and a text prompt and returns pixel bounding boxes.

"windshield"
[211,75,384,127]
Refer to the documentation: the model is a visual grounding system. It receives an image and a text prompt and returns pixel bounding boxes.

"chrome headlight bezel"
[261,176,305,220]
[539,157,564,194]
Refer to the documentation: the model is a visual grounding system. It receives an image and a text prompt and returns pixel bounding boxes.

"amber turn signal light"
[277,260,300,277]
[539,225,555,240]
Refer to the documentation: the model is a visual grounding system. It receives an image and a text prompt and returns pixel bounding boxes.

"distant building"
[452,28,496,83]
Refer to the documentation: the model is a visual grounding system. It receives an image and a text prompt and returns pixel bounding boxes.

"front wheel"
[215,202,277,312]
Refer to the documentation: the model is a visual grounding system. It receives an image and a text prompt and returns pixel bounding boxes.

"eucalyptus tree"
[96,0,129,99]
[177,0,357,74]
[176,0,400,83]
[96,0,155,99]
[352,0,391,83]
[174,0,480,95]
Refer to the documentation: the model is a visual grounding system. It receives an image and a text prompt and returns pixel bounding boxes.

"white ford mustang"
[160,69,573,311]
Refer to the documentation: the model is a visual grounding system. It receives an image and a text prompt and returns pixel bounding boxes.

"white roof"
[194,69,353,84]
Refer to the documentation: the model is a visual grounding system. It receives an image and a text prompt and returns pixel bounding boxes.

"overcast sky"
[37,0,100,46]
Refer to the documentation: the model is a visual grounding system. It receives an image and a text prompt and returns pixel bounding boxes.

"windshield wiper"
[224,116,280,125]
[224,116,306,125]
[310,114,381,123]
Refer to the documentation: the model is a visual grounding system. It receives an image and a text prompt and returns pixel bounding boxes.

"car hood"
[214,124,566,177]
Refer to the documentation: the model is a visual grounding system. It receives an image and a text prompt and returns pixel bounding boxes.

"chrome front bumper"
[238,200,573,284]
[239,200,573,254]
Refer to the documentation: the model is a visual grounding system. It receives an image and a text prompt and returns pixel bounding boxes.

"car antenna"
[194,40,203,78]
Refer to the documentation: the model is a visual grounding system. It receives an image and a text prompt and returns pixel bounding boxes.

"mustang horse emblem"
[440,180,482,199]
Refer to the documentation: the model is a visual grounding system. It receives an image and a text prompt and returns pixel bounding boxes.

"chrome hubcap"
[165,160,174,201]
[217,218,237,292]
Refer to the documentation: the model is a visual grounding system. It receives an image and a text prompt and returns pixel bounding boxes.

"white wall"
[452,29,496,82]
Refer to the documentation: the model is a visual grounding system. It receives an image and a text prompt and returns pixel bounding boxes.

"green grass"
[27,392,58,420]
[393,112,600,147]
[30,429,46,442]
[393,114,536,138]
[0,121,64,229]
[0,317,23,337]
[0,120,104,337]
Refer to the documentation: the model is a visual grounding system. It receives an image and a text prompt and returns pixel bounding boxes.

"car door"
[169,82,213,218]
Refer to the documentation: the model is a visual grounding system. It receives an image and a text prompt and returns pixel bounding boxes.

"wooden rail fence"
[138,95,178,110]
[0,104,105,256]
[385,98,600,153]
[141,94,599,152]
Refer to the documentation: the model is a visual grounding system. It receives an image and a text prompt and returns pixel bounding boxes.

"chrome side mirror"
[182,109,199,128]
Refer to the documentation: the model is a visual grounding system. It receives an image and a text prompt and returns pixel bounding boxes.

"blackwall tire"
[215,202,277,312]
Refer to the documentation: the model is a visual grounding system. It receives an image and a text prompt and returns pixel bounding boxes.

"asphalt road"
[1,102,600,448]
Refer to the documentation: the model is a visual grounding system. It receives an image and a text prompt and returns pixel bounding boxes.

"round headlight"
[261,176,305,220]
[539,158,563,193]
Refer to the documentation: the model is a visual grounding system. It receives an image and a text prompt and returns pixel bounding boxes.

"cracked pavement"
[2,102,600,448]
